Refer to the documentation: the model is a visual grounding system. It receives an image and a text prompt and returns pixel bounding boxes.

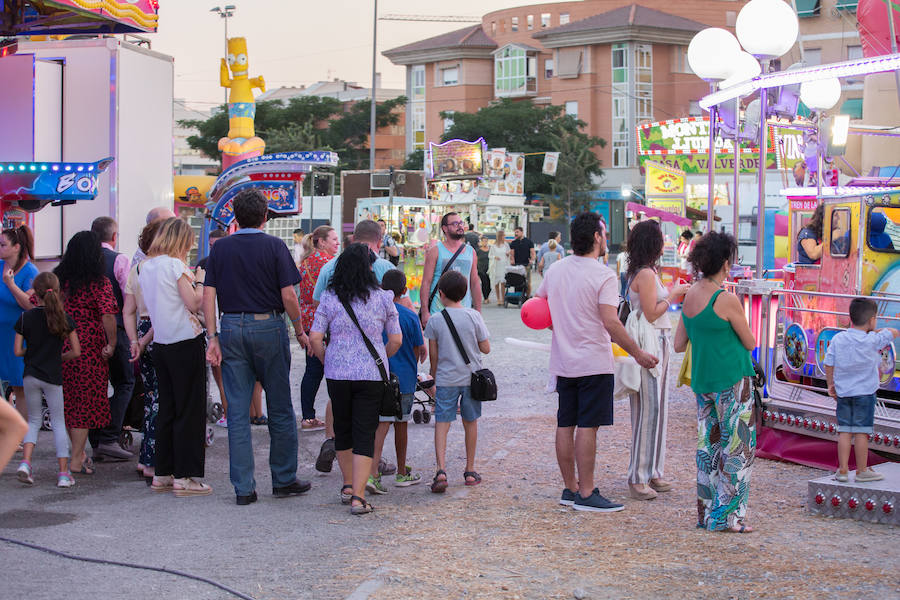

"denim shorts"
[379,393,415,423]
[836,393,876,434]
[434,386,482,423]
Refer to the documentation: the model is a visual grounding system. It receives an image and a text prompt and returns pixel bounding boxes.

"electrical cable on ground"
[0,535,256,600]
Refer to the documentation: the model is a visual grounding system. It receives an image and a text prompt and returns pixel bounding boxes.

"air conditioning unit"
[370,171,406,189]
[370,172,391,190]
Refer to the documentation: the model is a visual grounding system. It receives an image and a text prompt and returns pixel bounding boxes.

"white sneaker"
[57,472,75,488]
[215,416,228,428]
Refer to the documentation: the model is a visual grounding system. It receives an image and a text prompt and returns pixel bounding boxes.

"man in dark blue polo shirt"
[203,188,312,505]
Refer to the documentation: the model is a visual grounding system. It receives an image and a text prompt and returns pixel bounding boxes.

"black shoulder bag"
[424,244,467,318]
[340,298,402,419]
[441,309,497,402]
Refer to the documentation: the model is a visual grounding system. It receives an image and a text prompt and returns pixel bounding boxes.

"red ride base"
[757,425,887,471]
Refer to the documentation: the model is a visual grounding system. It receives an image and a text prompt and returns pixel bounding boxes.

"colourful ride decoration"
[755,189,900,464]
[219,37,266,170]
[0,159,114,227]
[201,151,338,256]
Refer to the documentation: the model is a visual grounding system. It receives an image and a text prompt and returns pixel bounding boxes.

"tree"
[180,94,407,171]
[440,98,605,197]
[549,132,606,222]
[402,149,424,170]
[263,122,328,155]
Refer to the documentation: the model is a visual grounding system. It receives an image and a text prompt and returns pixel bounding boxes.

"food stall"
[355,196,435,306]
[426,139,537,238]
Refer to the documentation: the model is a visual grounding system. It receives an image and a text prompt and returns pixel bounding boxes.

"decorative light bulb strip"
[699,53,900,110]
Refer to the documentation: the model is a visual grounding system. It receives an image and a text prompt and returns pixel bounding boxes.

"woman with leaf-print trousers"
[674,232,757,533]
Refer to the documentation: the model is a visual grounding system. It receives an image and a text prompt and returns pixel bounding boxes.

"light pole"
[369,0,378,172]
[211,5,236,108]
[687,28,742,230]
[734,0,799,278]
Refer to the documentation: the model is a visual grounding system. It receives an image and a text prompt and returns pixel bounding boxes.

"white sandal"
[173,477,213,497]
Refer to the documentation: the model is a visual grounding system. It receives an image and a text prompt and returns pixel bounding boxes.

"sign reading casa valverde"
[426,138,486,179]
[636,117,802,175]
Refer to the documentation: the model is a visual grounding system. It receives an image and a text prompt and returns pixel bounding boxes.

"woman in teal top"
[0,226,38,423]
[674,231,757,534]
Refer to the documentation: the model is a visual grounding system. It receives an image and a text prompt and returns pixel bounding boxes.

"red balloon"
[521,297,552,330]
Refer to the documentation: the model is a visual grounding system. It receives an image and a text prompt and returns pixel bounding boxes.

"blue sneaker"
[560,488,577,506]
[573,488,624,513]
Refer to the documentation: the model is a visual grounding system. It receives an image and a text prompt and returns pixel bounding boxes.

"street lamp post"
[210,5,236,108]
[735,0,799,278]
[370,0,378,172]
[687,28,742,230]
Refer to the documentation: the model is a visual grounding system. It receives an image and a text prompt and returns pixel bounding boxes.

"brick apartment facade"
[384,0,872,192]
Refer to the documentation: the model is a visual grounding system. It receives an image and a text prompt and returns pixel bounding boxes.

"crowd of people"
[2,196,885,531]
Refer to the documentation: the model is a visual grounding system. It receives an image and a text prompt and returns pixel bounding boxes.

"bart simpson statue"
[218,37,266,169]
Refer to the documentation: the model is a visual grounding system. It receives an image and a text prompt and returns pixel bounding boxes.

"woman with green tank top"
[674,232,757,534]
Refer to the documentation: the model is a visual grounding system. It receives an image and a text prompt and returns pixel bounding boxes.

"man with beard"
[419,212,481,327]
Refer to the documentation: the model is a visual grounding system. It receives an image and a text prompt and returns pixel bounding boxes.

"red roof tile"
[533,4,708,38]
[384,25,497,56]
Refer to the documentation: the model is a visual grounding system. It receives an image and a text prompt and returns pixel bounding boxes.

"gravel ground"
[0,299,896,600]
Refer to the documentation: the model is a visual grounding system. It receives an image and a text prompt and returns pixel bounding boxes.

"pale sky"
[148,0,560,107]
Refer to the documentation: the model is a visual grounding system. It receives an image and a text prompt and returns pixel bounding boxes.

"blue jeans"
[299,348,324,421]
[220,313,297,495]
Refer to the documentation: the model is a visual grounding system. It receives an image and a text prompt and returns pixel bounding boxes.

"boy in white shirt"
[824,297,899,482]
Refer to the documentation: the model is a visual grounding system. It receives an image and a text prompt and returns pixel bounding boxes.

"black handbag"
[441,309,497,402]
[340,298,402,419]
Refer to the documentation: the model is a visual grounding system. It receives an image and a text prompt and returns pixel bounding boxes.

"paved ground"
[0,299,896,600]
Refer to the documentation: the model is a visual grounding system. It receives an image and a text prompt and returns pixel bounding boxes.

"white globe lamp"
[800,77,842,110]
[736,0,799,59]
[719,52,762,89]
[688,28,742,82]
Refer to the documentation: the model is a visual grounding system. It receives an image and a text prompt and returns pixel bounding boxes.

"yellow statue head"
[226,37,249,78]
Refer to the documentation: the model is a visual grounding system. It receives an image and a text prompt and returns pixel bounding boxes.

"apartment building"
[384,0,875,193]
[257,78,408,169]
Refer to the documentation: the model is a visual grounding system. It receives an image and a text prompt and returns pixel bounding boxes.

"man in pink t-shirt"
[536,212,657,513]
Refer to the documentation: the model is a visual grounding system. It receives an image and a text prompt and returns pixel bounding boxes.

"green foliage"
[440,98,605,198]
[402,149,424,170]
[181,95,407,171]
[549,131,606,221]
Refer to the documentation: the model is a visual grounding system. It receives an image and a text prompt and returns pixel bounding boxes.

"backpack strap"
[340,298,390,384]
[427,244,466,313]
[441,309,473,371]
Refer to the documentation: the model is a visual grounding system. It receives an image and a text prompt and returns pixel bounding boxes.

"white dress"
[488,242,511,286]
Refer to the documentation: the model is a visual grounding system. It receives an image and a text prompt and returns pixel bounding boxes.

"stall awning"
[0,1,159,36]
[835,0,858,11]
[840,98,863,119]
[795,0,820,17]
[626,202,692,226]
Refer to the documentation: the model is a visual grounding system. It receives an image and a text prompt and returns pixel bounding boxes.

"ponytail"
[32,272,70,340]
[2,225,35,272]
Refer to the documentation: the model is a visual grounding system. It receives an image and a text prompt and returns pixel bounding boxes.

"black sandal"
[349,495,374,515]
[463,471,482,486]
[340,484,353,505]
[431,469,448,494]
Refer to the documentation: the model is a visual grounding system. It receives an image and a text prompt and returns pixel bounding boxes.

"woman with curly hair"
[54,231,119,475]
[797,202,824,264]
[624,220,689,500]
[309,243,401,515]
[674,231,757,533]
